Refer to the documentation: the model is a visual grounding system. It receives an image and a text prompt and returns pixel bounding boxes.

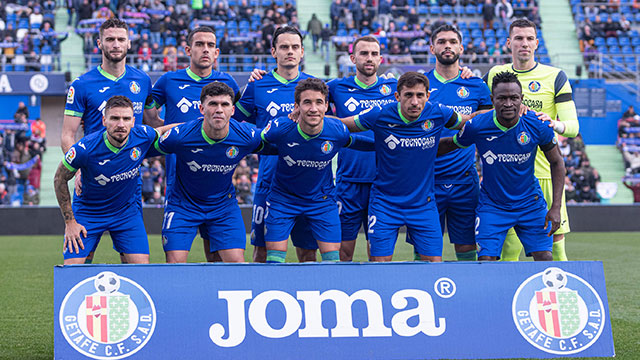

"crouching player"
[54,96,174,264]
[260,78,374,263]
[438,72,565,261]
[155,82,274,263]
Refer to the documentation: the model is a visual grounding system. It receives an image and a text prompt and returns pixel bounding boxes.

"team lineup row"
[55,17,579,265]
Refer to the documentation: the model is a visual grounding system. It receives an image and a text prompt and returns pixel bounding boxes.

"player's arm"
[61,115,81,154]
[437,137,460,156]
[143,106,164,128]
[541,141,565,236]
[345,133,375,151]
[439,119,476,156]
[551,71,580,137]
[234,84,257,124]
[145,123,181,157]
[53,161,86,254]
[253,140,279,155]
[341,106,380,132]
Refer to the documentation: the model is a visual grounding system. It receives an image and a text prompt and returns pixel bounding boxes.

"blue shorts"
[336,181,371,241]
[368,196,442,257]
[63,207,148,259]
[475,199,553,258]
[162,200,246,252]
[250,188,318,250]
[264,196,341,245]
[435,181,479,245]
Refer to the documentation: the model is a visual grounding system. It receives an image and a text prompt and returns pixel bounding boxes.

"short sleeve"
[234,83,256,123]
[553,70,573,103]
[151,73,167,108]
[260,119,278,143]
[477,81,493,108]
[226,75,240,100]
[453,119,476,148]
[64,80,85,118]
[155,125,179,155]
[537,115,557,147]
[439,103,461,129]
[354,107,381,131]
[62,141,87,172]
[143,75,155,108]
[339,122,351,147]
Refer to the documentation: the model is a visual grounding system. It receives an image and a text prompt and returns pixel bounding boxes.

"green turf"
[0,232,637,359]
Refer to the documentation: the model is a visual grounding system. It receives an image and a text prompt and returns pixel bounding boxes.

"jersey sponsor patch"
[66,86,75,104]
[129,81,141,94]
[65,147,76,163]
[130,147,141,161]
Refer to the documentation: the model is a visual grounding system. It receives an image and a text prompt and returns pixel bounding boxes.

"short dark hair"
[187,26,216,46]
[491,71,522,92]
[99,18,128,37]
[200,82,235,104]
[509,18,537,36]
[351,36,380,54]
[397,72,429,93]
[294,78,328,104]
[104,95,133,114]
[430,24,462,43]
[272,25,303,49]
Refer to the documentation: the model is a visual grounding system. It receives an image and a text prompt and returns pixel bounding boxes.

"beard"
[103,50,127,63]
[435,51,459,66]
[356,62,378,77]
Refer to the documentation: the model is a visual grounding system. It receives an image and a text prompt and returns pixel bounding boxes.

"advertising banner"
[54,261,614,359]
[0,73,67,95]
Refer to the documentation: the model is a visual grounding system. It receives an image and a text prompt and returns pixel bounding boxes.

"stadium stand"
[618,105,640,201]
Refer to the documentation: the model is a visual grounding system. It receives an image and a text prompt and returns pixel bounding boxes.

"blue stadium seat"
[594,37,605,46]
[348,29,359,36]
[496,29,507,38]
[540,56,551,64]
[418,5,428,14]
[628,64,638,72]
[597,45,608,53]
[619,37,630,46]
[336,29,347,36]
[430,5,441,15]
[442,5,453,14]
[455,5,465,15]
[606,37,618,46]
[465,4,476,15]
[6,13,16,22]
[632,37,640,46]
[575,14,585,23]
[611,13,621,22]
[613,55,624,63]
[18,18,29,29]
[361,28,370,35]
[483,29,495,38]
[461,29,470,39]
[15,64,25,71]
[493,21,502,30]
[625,56,636,63]
[485,37,496,46]
[471,29,482,39]
[588,63,599,73]
[635,12,640,22]
[4,64,13,71]
[622,45,633,54]
[538,46,548,55]
[458,22,467,30]
[609,46,620,54]
[469,22,480,30]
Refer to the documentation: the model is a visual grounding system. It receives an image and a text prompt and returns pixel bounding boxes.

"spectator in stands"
[623,105,638,120]
[482,0,495,30]
[76,0,93,27]
[391,0,409,18]
[528,7,541,27]
[307,14,323,53]
[591,15,605,37]
[604,17,622,38]
[321,23,332,63]
[138,41,152,71]
[495,0,513,26]
[163,45,178,71]
[30,117,46,151]
[378,0,392,30]
[579,24,595,53]
[14,102,29,121]
[565,177,578,203]
[578,184,599,203]
[619,14,631,33]
[0,183,9,205]
[623,181,640,202]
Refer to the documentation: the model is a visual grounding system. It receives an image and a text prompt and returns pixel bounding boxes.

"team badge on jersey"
[130,147,141,161]
[160,129,172,142]
[528,81,541,92]
[226,146,239,158]
[380,84,392,95]
[456,86,470,99]
[59,272,156,359]
[513,267,606,355]
[129,81,141,94]
[65,147,76,164]
[422,120,434,131]
[517,131,531,145]
[320,141,334,154]
[66,86,75,104]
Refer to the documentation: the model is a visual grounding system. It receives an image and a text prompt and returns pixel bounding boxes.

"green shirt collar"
[397,103,422,124]
[297,123,322,140]
[201,122,228,144]
[433,69,460,84]
[272,69,300,85]
[354,76,378,89]
[493,111,519,132]
[186,67,212,81]
[98,65,126,82]
[103,131,128,153]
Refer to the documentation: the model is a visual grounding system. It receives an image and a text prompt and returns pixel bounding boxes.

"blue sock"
[321,250,339,262]
[266,250,286,263]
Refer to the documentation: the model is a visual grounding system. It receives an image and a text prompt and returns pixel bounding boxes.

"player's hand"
[544,207,561,237]
[459,66,474,79]
[248,69,267,82]
[547,119,566,134]
[64,220,87,254]
[519,104,530,117]
[536,111,552,122]
[288,108,301,123]
[74,169,82,196]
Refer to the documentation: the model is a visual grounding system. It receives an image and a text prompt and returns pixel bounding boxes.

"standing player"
[327,36,398,261]
[152,26,240,262]
[54,96,172,264]
[484,19,579,261]
[339,72,468,262]
[154,82,270,263]
[234,26,317,262]
[427,25,493,261]
[260,78,374,263]
[438,72,565,261]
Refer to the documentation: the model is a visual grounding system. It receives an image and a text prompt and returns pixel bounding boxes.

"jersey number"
[367,215,377,234]
[474,216,480,236]
[252,205,268,225]
[163,212,175,230]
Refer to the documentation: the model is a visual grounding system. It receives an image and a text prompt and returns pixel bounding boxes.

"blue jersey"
[261,117,353,202]
[327,75,397,183]
[355,102,460,207]
[453,110,557,209]
[64,65,154,136]
[151,67,239,125]
[427,70,492,184]
[62,125,158,216]
[235,70,314,189]
[156,118,263,210]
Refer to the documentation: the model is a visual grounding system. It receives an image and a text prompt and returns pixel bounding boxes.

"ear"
[350,53,356,64]
[394,91,400,102]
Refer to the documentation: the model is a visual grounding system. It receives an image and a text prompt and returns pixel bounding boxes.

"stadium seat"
[594,37,605,46]
[609,46,620,54]
[597,45,608,53]
[485,37,496,46]
[471,29,482,39]
[611,13,621,22]
[361,28,370,35]
[465,4,476,15]
[624,55,636,63]
[348,29,359,36]
[430,5,441,15]
[458,22,468,30]
[635,45,640,53]
[442,5,453,14]
[469,22,480,30]
[622,45,633,54]
[635,12,640,22]
[483,29,495,38]
[418,5,429,15]
[496,29,507,38]
[606,37,618,46]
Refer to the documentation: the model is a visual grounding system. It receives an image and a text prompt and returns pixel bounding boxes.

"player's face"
[350,41,381,77]
[186,32,219,70]
[395,83,429,121]
[98,27,130,63]
[492,82,523,122]
[507,26,539,63]
[200,94,235,131]
[271,33,304,69]
[430,31,463,66]
[102,106,135,145]
[296,90,328,128]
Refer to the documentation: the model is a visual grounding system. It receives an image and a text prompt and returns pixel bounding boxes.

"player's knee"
[552,234,565,243]
[478,255,498,261]
[339,240,356,261]
[64,257,86,265]
[454,244,476,253]
[532,251,553,261]
[296,248,317,262]
[253,246,267,263]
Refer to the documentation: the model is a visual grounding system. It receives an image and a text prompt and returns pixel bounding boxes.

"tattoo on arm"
[54,162,77,222]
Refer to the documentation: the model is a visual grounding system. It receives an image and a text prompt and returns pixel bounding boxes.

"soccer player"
[438,71,565,261]
[234,25,318,262]
[427,25,493,261]
[154,82,270,263]
[152,26,240,262]
[484,19,579,261]
[54,96,172,265]
[326,36,397,261]
[260,78,374,263]
[339,72,468,262]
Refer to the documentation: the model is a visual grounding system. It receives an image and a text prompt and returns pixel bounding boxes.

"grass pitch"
[0,232,638,359]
